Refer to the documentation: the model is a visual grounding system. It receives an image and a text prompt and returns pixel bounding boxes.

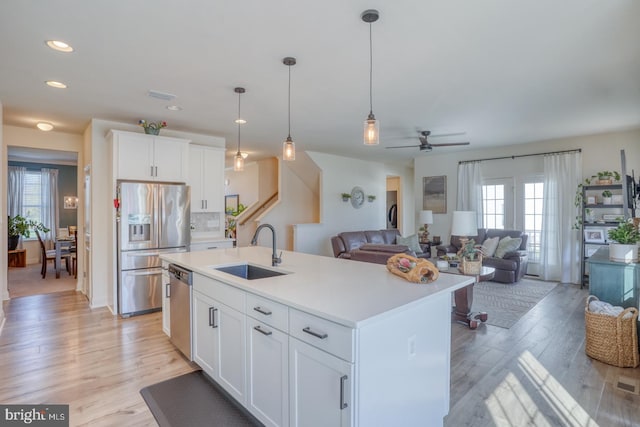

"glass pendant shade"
[363,113,379,145]
[283,136,295,161]
[234,152,244,171]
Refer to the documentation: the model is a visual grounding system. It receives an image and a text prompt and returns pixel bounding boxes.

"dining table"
[55,237,75,279]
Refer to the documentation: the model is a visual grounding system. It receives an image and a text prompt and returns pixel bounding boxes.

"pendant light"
[282,57,296,161]
[362,9,379,145]
[234,87,246,171]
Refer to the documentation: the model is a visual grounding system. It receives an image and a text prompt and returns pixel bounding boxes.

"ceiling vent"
[147,90,176,101]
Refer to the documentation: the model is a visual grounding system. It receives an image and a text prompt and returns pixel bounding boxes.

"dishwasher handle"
[168,264,192,285]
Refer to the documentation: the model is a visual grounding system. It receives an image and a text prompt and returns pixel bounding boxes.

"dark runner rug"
[140,370,262,427]
[471,278,557,328]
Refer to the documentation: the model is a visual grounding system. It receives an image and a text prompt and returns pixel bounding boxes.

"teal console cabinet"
[587,247,639,309]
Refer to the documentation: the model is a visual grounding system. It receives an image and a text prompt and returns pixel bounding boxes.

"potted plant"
[457,238,483,274]
[601,190,613,205]
[588,171,621,185]
[7,215,49,250]
[341,193,351,202]
[607,221,640,263]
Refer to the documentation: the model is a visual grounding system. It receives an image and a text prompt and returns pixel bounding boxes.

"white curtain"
[540,152,582,283]
[457,161,484,227]
[8,166,26,218]
[41,168,59,249]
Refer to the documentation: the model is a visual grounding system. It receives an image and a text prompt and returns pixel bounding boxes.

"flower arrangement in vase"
[138,120,167,135]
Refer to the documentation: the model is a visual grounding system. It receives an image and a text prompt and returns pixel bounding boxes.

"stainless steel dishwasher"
[168,264,192,360]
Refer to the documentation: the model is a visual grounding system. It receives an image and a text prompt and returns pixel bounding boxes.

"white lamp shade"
[419,210,433,224]
[451,211,477,236]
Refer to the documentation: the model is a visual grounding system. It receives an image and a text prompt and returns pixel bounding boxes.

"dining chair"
[35,229,71,279]
[70,230,78,278]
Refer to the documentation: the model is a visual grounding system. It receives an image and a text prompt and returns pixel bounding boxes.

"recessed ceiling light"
[235,118,246,124]
[37,122,54,131]
[46,80,67,89]
[46,40,74,53]
[166,105,183,111]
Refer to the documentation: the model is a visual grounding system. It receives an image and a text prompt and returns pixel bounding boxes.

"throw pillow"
[480,236,500,257]
[494,236,523,258]
[396,234,423,254]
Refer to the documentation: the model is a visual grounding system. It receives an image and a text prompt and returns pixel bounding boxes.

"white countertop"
[161,247,474,328]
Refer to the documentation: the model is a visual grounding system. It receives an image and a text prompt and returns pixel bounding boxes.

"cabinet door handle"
[154,166,158,176]
[209,307,218,328]
[205,200,208,209]
[165,283,170,298]
[339,375,348,410]
[253,306,272,316]
[253,325,272,336]
[150,166,154,177]
[303,326,328,340]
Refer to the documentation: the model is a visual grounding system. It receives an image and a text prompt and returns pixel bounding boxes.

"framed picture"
[63,196,78,209]
[422,176,447,214]
[225,194,239,215]
[586,196,596,204]
[584,229,605,243]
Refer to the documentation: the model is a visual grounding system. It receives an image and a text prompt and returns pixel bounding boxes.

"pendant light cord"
[237,92,241,154]
[369,22,373,115]
[288,64,292,138]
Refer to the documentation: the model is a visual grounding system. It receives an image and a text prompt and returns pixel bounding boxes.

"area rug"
[471,278,557,329]
[140,370,262,427]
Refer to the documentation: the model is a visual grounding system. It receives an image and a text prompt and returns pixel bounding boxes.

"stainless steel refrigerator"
[116,181,190,317]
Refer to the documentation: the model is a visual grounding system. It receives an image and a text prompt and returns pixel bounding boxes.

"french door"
[482,176,543,276]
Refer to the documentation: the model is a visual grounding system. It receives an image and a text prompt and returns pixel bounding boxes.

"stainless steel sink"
[213,263,287,280]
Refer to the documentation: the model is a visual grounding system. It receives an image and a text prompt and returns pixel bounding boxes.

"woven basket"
[460,254,482,275]
[584,295,639,368]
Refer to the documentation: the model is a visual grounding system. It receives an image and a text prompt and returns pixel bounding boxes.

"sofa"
[436,228,529,283]
[331,229,431,265]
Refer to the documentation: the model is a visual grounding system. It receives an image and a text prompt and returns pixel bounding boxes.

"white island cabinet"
[161,246,474,427]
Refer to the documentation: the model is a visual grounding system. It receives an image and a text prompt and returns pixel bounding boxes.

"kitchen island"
[161,246,473,427]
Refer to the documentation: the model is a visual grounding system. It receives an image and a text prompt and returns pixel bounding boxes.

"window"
[523,182,543,263]
[22,171,44,232]
[482,184,505,229]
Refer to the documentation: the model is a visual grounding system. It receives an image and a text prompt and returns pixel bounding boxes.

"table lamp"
[419,210,433,243]
[451,211,478,251]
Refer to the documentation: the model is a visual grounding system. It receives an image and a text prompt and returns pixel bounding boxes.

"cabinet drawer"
[289,309,354,362]
[246,293,289,333]
[193,274,245,312]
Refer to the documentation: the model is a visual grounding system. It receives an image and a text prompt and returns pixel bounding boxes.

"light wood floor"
[0,284,638,426]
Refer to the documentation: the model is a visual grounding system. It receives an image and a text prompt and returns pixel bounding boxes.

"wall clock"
[350,186,365,209]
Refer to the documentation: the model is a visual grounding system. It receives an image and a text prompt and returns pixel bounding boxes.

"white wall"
[258,160,317,251]
[294,152,414,257]
[414,129,640,243]
[225,161,259,206]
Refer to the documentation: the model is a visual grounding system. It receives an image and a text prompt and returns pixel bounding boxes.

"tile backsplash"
[190,212,222,233]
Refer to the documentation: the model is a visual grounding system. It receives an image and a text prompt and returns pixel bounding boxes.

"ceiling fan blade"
[429,132,467,138]
[429,142,470,147]
[384,144,422,149]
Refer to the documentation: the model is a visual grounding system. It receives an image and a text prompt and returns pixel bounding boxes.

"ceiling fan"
[385,130,470,152]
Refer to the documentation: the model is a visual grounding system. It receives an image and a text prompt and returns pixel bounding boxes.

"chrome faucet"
[250,224,282,266]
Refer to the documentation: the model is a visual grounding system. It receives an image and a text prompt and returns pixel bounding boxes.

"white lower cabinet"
[246,319,289,427]
[289,337,354,427]
[192,287,247,404]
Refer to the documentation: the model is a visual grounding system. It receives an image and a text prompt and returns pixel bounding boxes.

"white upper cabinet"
[110,130,190,182]
[188,145,224,213]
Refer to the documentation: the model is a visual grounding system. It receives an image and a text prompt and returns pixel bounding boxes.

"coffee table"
[445,266,495,329]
